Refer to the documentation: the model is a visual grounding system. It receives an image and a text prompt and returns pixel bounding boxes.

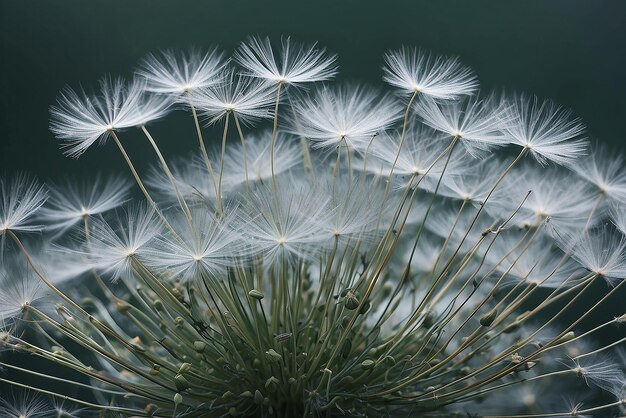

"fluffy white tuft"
[383,47,478,99]
[234,36,338,85]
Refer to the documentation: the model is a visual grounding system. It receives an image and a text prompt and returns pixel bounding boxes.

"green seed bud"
[265,376,280,392]
[240,391,252,398]
[265,349,282,363]
[222,390,233,398]
[254,389,264,405]
[194,341,206,353]
[554,331,576,345]
[115,300,130,313]
[173,393,183,405]
[422,310,435,328]
[153,299,164,311]
[358,300,371,315]
[171,287,184,301]
[149,364,160,376]
[361,359,375,370]
[249,289,264,300]
[480,308,498,327]
[178,362,191,374]
[174,374,189,392]
[345,293,360,310]
[229,407,238,416]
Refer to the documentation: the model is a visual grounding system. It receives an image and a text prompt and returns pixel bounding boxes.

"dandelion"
[39,176,131,234]
[365,126,468,188]
[2,40,624,418]
[137,48,227,95]
[571,144,626,205]
[49,77,170,158]
[191,70,275,127]
[83,204,161,281]
[491,166,599,231]
[504,93,588,166]
[0,258,48,322]
[236,179,329,264]
[0,393,53,418]
[143,208,242,281]
[383,47,478,99]
[555,224,626,282]
[234,36,337,85]
[0,175,47,237]
[291,84,399,152]
[415,94,511,155]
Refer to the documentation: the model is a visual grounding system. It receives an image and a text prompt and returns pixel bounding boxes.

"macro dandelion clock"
[1,37,626,418]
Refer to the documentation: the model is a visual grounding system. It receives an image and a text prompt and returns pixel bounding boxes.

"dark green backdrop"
[1,0,625,178]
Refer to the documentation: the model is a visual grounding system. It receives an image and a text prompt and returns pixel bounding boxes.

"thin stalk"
[187,96,220,202]
[270,81,284,192]
[140,125,193,223]
[233,112,250,190]
[217,111,231,213]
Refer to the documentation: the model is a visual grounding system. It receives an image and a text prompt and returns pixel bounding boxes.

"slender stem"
[270,82,284,193]
[110,131,179,236]
[141,125,193,222]
[233,112,250,190]
[187,97,220,203]
[217,111,231,213]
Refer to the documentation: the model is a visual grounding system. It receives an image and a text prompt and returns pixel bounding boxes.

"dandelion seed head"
[234,36,338,85]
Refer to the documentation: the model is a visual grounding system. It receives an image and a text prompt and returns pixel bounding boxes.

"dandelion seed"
[0,257,48,322]
[137,48,227,95]
[83,204,162,281]
[39,176,131,234]
[236,179,330,264]
[610,204,626,235]
[383,47,478,99]
[489,233,584,288]
[415,94,511,156]
[143,208,242,281]
[0,175,47,237]
[234,36,337,85]
[555,224,626,282]
[292,84,399,151]
[365,126,466,188]
[503,94,588,166]
[438,157,509,204]
[191,70,275,126]
[50,77,171,157]
[0,393,52,418]
[569,355,625,395]
[490,166,598,231]
[571,144,626,205]
[320,176,385,245]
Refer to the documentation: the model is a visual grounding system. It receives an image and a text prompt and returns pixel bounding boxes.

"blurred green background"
[1,0,625,179]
